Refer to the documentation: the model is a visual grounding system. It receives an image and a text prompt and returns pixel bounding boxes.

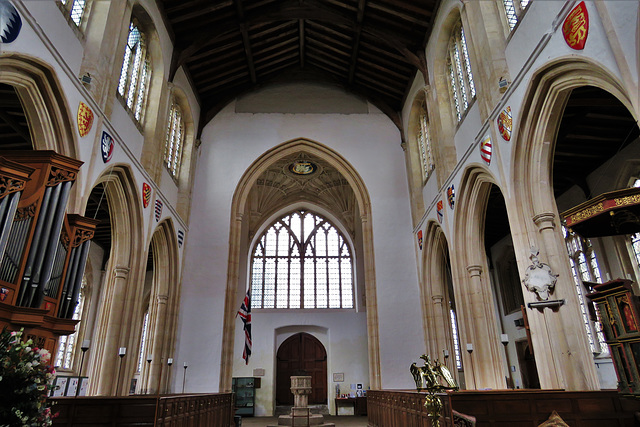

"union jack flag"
[237,289,252,364]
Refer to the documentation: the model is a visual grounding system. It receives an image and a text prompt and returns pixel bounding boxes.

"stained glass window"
[251,210,354,309]
[447,23,476,123]
[60,0,86,27]
[418,105,435,181]
[118,19,151,123]
[502,0,532,31]
[164,100,184,178]
[563,225,608,355]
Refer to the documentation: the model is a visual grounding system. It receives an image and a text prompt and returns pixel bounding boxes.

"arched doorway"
[276,333,327,405]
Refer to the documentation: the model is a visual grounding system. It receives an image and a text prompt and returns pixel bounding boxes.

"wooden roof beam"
[348,0,366,85]
[236,0,257,84]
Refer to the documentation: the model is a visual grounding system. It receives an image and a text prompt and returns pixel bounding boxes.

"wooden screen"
[276,332,327,405]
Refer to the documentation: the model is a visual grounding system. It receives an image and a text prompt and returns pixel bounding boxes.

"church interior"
[0,0,639,425]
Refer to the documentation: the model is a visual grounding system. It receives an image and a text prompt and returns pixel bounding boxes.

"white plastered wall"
[175,84,425,402]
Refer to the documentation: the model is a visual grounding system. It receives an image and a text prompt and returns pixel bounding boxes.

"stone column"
[463,265,503,389]
[147,294,168,394]
[524,212,599,390]
[95,266,130,395]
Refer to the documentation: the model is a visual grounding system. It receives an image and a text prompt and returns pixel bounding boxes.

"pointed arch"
[421,220,460,378]
[139,219,180,394]
[509,58,630,390]
[450,165,505,389]
[0,54,78,158]
[221,137,379,391]
[84,164,146,395]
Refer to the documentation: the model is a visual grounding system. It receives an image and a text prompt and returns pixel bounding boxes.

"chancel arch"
[511,58,639,390]
[83,165,145,395]
[223,138,379,392]
[450,166,506,389]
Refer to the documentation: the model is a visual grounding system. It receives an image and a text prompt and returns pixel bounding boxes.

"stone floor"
[239,415,368,427]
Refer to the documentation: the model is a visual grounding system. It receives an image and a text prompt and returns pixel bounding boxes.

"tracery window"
[137,311,150,372]
[54,285,84,369]
[59,0,87,27]
[418,105,435,181]
[164,100,184,179]
[251,210,354,309]
[117,18,151,123]
[501,0,531,31]
[447,22,476,123]
[563,225,608,355]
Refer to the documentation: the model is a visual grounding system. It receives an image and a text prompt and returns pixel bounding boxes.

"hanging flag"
[154,199,163,222]
[437,200,444,223]
[497,106,512,141]
[480,136,492,165]
[77,102,94,137]
[101,131,114,163]
[0,1,21,43]
[177,230,184,247]
[237,289,252,365]
[142,183,151,208]
[562,1,588,50]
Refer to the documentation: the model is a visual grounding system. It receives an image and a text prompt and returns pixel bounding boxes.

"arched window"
[59,0,87,27]
[563,225,608,355]
[137,311,150,373]
[117,18,151,123]
[251,210,354,309]
[501,0,531,31]
[54,284,85,369]
[164,100,184,179]
[447,22,476,123]
[418,104,435,181]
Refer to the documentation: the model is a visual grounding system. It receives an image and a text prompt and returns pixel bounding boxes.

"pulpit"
[587,279,640,396]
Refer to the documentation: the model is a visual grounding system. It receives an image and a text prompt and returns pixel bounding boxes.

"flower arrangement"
[0,328,56,426]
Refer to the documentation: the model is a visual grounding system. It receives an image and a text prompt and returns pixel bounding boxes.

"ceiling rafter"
[160,0,441,136]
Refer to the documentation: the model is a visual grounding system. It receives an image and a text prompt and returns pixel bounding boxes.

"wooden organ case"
[0,151,97,355]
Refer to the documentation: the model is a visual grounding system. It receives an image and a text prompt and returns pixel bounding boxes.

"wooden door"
[276,333,327,405]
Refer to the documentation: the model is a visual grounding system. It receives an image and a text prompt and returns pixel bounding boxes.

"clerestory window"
[164,100,184,179]
[447,22,476,123]
[250,210,354,309]
[501,0,532,31]
[117,18,151,124]
[59,0,87,27]
[418,104,435,182]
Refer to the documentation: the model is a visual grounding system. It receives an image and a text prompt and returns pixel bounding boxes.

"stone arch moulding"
[220,137,380,392]
[143,219,181,394]
[0,54,78,158]
[508,58,629,390]
[0,54,81,210]
[421,220,457,373]
[85,164,146,395]
[450,166,505,389]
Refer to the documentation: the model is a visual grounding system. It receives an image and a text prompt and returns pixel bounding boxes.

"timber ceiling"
[158,0,440,132]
